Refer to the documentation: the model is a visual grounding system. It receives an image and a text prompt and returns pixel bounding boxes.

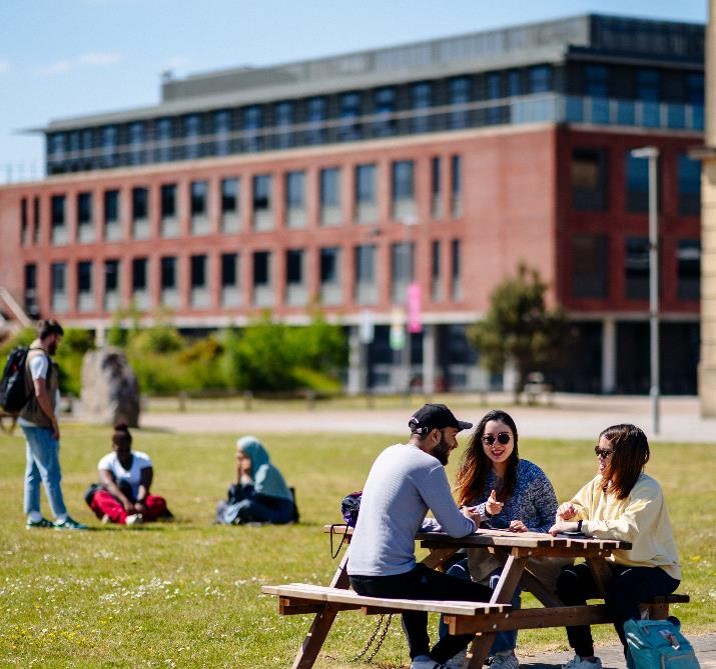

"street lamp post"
[631,146,660,435]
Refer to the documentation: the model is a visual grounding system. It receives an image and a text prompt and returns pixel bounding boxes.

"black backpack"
[0,347,33,414]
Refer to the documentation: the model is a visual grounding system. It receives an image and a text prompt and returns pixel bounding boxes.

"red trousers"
[89,490,168,524]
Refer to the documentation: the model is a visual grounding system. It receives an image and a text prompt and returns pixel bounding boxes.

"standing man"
[348,403,491,669]
[20,319,87,529]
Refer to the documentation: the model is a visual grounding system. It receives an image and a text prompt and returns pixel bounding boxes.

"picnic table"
[263,526,687,669]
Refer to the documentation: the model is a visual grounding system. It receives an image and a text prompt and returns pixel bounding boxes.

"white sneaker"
[490,651,519,669]
[562,655,602,669]
[411,656,445,669]
[444,649,467,669]
[101,514,111,524]
[125,513,143,527]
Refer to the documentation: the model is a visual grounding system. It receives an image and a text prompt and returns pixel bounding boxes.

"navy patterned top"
[469,459,557,533]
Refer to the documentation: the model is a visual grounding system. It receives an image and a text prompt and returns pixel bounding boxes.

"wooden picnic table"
[270,526,686,669]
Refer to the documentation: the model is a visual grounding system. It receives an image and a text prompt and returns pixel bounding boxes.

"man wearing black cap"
[347,403,491,669]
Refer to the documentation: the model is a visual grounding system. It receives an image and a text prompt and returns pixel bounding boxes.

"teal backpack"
[625,618,700,669]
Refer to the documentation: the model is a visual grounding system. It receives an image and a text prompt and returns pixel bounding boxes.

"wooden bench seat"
[262,583,511,617]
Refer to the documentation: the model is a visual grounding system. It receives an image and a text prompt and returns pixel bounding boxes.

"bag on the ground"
[0,347,31,414]
[625,617,700,669]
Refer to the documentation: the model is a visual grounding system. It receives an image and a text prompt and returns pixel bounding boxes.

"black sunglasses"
[482,432,511,446]
[594,446,614,458]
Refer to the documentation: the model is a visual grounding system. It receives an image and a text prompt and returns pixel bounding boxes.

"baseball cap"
[408,403,473,435]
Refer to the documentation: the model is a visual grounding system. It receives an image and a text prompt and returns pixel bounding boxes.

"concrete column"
[601,317,617,394]
[346,325,365,395]
[423,323,437,396]
[700,0,716,415]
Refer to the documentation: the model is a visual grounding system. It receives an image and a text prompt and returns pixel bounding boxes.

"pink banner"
[407,281,422,333]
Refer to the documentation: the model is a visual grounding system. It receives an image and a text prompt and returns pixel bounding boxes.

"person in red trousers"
[86,423,173,526]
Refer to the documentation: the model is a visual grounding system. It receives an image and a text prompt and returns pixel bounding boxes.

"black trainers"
[26,517,54,529]
[53,516,88,530]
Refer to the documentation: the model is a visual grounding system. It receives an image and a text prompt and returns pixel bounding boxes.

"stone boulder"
[80,348,140,427]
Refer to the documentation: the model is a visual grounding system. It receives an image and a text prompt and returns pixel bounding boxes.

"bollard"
[243,390,253,411]
[178,391,187,412]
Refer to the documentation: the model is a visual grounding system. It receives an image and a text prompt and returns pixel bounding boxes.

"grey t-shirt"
[347,443,476,577]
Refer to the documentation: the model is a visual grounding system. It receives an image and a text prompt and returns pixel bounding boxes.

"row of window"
[25,240,463,315]
[571,235,700,300]
[21,157,462,246]
[46,62,705,174]
[570,149,700,215]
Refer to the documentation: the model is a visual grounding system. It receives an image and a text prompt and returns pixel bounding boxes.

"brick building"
[0,14,705,394]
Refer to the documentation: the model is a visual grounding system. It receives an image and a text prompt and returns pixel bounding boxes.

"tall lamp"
[630,146,660,435]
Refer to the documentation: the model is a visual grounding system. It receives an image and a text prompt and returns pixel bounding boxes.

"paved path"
[140,393,716,443]
[520,633,716,667]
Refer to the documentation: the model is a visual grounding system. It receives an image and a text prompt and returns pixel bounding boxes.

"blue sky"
[0,0,707,184]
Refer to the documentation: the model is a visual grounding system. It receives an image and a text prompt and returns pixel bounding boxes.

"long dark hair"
[455,409,519,506]
[599,423,649,499]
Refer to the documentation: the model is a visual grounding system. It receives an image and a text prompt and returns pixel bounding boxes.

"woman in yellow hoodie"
[549,423,681,669]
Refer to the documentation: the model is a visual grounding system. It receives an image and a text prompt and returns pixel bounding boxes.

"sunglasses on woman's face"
[594,446,614,458]
[482,432,511,446]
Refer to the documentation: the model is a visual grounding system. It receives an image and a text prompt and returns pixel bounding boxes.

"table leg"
[464,555,529,668]
[290,551,350,669]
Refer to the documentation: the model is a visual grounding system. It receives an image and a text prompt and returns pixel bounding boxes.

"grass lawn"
[1,423,714,668]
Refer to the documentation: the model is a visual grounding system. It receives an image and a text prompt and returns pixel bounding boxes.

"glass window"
[104,190,119,224]
[320,168,340,207]
[77,192,92,225]
[451,238,461,301]
[677,239,700,300]
[306,96,327,144]
[244,105,263,151]
[161,184,177,218]
[431,240,442,301]
[253,251,270,285]
[161,256,176,289]
[451,155,462,216]
[185,114,201,159]
[584,65,608,97]
[625,152,651,212]
[274,101,294,149]
[636,69,660,127]
[51,195,66,245]
[253,174,271,211]
[678,154,700,215]
[687,73,704,105]
[221,177,238,213]
[24,263,38,317]
[132,257,148,290]
[392,160,414,200]
[391,242,415,294]
[191,181,208,216]
[190,254,206,288]
[355,164,376,204]
[48,132,66,164]
[132,187,149,220]
[431,157,442,218]
[221,253,238,287]
[339,92,362,141]
[449,76,470,129]
[286,249,304,284]
[528,65,551,93]
[128,121,146,165]
[320,247,339,284]
[571,235,608,298]
[20,198,28,246]
[374,86,396,137]
[214,110,231,156]
[625,236,649,299]
[571,148,607,211]
[33,196,40,243]
[486,72,502,124]
[507,70,521,96]
[285,171,305,209]
[355,244,376,282]
[155,118,173,162]
[101,126,117,167]
[410,82,432,133]
[105,259,119,292]
[77,261,92,293]
[51,262,66,295]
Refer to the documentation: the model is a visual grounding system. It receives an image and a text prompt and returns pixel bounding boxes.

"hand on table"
[549,520,580,536]
[508,519,527,532]
[461,505,482,528]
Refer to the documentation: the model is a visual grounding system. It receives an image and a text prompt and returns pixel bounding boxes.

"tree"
[469,263,569,400]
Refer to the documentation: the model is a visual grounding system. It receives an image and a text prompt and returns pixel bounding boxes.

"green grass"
[1,424,714,668]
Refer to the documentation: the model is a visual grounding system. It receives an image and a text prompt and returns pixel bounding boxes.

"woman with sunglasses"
[549,424,681,669]
[440,409,558,669]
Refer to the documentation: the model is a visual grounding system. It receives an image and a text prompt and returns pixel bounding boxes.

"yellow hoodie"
[571,472,681,580]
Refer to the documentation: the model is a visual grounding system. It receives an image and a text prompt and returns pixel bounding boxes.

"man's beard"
[433,434,451,466]
[47,341,58,355]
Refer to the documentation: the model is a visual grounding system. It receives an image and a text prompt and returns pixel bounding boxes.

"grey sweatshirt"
[347,443,476,577]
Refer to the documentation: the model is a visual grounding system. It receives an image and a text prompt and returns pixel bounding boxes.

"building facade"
[0,14,705,394]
